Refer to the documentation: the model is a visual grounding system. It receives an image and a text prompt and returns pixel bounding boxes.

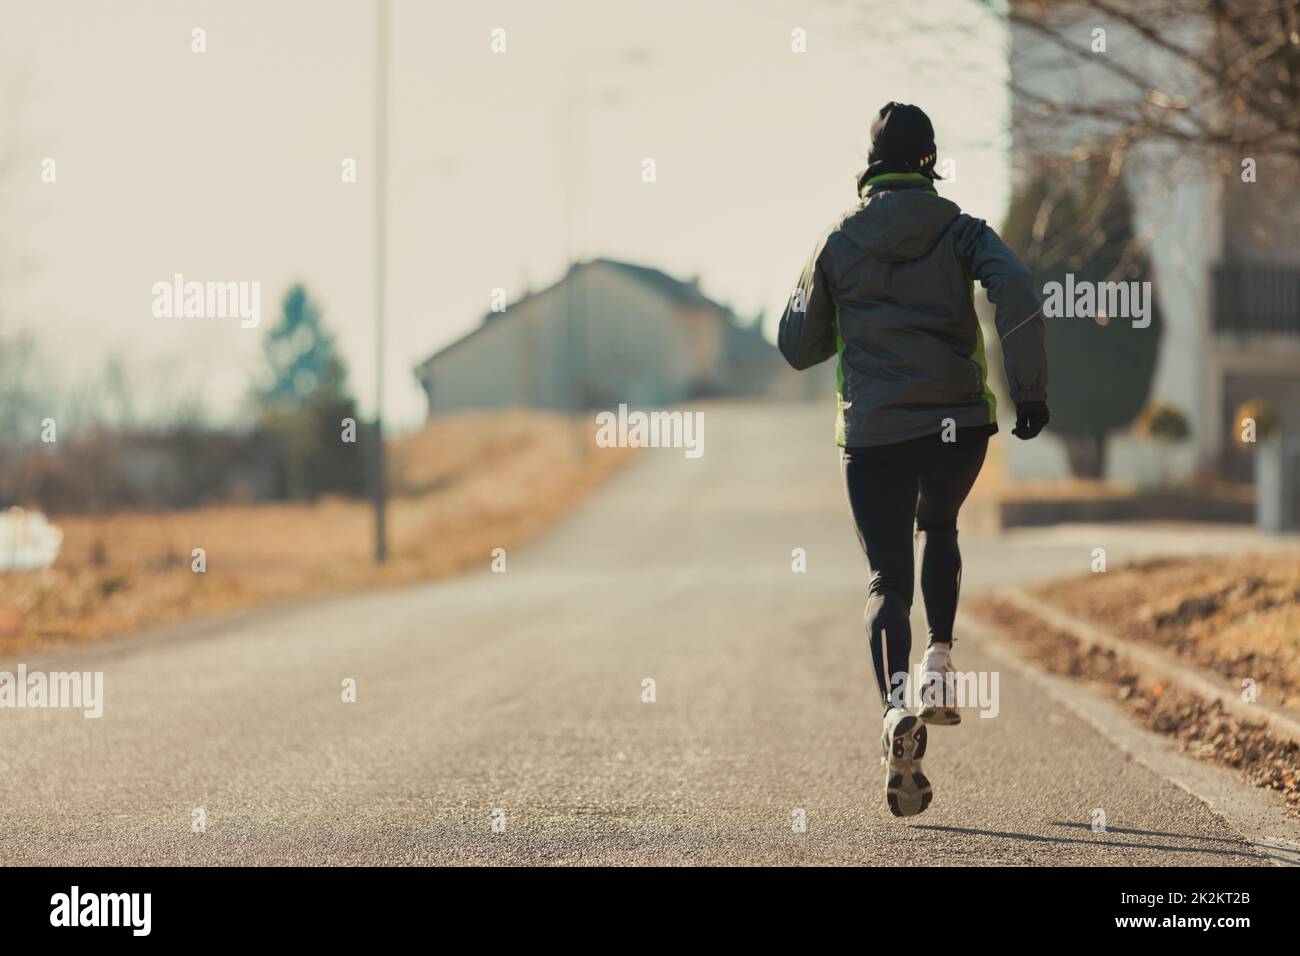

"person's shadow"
[911,822,1300,865]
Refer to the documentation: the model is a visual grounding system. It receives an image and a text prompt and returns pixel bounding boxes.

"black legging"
[842,429,990,711]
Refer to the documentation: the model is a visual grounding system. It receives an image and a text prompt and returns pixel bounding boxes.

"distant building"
[413,258,804,416]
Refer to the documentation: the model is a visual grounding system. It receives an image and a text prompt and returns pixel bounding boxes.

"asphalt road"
[0,402,1291,865]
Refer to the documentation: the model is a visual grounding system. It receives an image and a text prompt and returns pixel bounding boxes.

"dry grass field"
[1014,553,1300,709]
[0,410,633,652]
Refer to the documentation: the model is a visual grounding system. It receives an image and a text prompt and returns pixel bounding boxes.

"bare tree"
[993,0,1300,167]
[985,0,1300,270]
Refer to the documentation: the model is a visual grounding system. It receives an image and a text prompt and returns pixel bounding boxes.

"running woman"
[778,102,1049,817]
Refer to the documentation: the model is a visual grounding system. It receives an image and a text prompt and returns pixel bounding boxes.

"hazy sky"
[1,0,1011,428]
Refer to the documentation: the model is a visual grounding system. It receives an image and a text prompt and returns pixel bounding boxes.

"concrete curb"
[960,609,1300,866]
[996,587,1300,748]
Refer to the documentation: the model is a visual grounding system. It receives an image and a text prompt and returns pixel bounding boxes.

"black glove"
[1012,401,1050,440]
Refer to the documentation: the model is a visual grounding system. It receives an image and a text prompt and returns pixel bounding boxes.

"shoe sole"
[883,713,932,818]
[920,665,961,725]
[920,706,961,726]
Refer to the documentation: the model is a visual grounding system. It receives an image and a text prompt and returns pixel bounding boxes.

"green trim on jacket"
[966,272,998,424]
[834,303,848,446]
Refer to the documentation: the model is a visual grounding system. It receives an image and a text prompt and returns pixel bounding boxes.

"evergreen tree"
[254,285,365,500]
[1002,160,1163,478]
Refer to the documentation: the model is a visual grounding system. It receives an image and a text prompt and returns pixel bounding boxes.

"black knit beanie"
[860,102,938,189]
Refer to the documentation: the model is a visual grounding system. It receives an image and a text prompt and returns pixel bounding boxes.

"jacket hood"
[841,178,961,263]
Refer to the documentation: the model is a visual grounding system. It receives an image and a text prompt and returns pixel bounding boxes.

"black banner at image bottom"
[0,866,1284,941]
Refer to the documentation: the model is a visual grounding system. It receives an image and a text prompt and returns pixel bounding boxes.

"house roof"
[413,258,733,374]
[594,259,721,310]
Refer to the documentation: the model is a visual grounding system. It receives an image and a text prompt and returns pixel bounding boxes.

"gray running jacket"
[778,174,1047,447]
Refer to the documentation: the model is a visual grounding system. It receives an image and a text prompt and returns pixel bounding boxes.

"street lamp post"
[373,0,390,564]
